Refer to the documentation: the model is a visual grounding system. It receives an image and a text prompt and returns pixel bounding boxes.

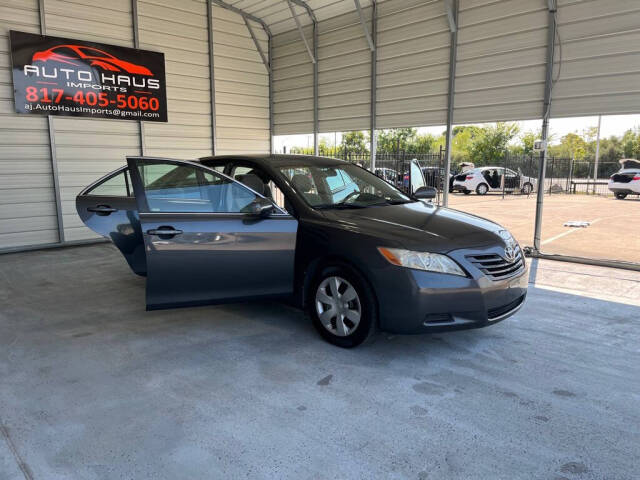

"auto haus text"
[22,64,160,92]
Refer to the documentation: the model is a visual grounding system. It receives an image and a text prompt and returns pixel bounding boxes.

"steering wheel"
[338,190,361,205]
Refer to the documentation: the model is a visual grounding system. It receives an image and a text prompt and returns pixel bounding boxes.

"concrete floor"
[1,244,639,480]
[448,193,640,264]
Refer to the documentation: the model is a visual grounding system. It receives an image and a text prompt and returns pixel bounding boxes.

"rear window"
[86,169,131,197]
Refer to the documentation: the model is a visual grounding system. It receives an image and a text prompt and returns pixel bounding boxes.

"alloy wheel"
[315,276,361,337]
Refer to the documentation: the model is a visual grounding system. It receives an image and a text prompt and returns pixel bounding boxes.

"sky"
[274,114,640,152]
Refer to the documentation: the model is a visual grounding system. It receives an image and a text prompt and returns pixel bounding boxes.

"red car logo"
[32,44,152,76]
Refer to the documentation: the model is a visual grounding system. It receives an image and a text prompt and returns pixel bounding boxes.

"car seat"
[291,174,322,205]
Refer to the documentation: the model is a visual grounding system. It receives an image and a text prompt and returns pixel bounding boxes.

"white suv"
[452,167,536,195]
[608,169,640,199]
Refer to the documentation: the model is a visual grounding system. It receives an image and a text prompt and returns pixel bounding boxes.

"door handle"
[87,205,117,216]
[147,227,183,237]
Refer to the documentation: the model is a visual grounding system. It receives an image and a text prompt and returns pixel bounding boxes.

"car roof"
[199,154,349,169]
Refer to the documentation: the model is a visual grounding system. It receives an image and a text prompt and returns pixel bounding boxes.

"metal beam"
[442,0,458,207]
[38,0,65,244]
[269,35,274,154]
[354,0,375,51]
[444,0,457,32]
[208,0,274,154]
[533,0,558,251]
[287,0,315,64]
[132,0,145,156]
[282,0,319,154]
[207,0,217,154]
[210,0,271,35]
[370,0,377,169]
[245,17,270,73]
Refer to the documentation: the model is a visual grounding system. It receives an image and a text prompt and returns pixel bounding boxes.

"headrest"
[291,174,313,193]
[236,174,264,195]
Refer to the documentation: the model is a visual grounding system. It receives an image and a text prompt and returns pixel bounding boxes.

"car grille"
[488,295,526,319]
[466,250,524,280]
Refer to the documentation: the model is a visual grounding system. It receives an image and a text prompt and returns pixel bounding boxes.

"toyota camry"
[76,155,527,347]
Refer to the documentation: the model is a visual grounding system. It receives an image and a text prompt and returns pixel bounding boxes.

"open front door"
[127,157,298,310]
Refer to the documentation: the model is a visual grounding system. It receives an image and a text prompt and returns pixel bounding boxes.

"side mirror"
[414,186,437,200]
[248,197,275,217]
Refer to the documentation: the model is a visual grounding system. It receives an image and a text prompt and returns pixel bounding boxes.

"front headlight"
[377,247,466,276]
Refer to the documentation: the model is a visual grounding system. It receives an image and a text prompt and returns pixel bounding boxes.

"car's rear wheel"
[309,265,377,348]
[476,183,489,195]
[463,189,471,195]
[615,192,627,199]
[521,183,533,195]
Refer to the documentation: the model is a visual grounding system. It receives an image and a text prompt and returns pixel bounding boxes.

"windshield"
[277,163,412,209]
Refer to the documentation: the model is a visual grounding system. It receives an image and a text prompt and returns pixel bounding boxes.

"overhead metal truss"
[209,0,318,154]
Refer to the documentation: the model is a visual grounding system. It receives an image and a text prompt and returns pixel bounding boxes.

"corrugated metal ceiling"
[227,0,375,35]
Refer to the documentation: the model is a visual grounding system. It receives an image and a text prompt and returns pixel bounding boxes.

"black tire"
[521,183,533,195]
[615,192,627,200]
[308,264,377,348]
[476,183,489,195]
[463,190,471,195]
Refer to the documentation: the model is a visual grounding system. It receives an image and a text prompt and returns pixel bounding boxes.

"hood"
[319,201,506,253]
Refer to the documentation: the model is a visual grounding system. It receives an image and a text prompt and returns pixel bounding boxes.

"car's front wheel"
[309,265,377,348]
[476,183,489,195]
[615,192,627,199]
[521,183,533,195]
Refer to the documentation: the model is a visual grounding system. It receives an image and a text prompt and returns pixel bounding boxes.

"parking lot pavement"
[1,244,639,479]
[448,193,640,264]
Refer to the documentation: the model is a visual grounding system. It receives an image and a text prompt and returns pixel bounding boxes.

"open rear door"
[127,157,298,310]
[76,166,146,276]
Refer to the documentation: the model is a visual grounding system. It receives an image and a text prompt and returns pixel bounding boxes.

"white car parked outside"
[452,167,536,195]
[608,168,640,199]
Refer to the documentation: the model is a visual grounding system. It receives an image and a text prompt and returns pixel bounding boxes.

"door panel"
[127,157,298,310]
[141,213,297,309]
[75,167,146,276]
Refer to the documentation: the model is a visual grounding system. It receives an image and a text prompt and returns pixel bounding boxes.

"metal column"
[38,0,65,243]
[209,0,273,156]
[132,0,145,155]
[533,0,558,251]
[592,114,601,194]
[313,19,319,155]
[207,0,217,154]
[369,0,377,170]
[268,34,274,154]
[442,0,458,208]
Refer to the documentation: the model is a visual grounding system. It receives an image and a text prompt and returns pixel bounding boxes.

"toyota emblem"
[504,245,516,262]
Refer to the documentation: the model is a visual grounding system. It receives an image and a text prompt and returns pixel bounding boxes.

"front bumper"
[374,246,528,334]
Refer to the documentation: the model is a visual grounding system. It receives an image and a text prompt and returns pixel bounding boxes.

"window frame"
[81,166,132,197]
[128,158,289,216]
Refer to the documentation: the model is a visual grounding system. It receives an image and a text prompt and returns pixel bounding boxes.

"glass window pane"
[87,170,130,197]
[137,162,257,213]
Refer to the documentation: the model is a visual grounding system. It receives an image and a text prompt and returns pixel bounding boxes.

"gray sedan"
[76,154,527,347]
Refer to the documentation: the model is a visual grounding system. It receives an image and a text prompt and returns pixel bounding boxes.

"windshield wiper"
[385,199,414,205]
[314,203,367,210]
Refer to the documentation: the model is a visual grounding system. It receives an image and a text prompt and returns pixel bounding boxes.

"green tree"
[338,130,369,155]
[376,128,417,153]
[467,122,520,166]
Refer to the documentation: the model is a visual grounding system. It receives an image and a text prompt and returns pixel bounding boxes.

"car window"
[279,163,411,208]
[325,169,346,192]
[86,169,131,197]
[136,161,257,213]
[231,166,253,178]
